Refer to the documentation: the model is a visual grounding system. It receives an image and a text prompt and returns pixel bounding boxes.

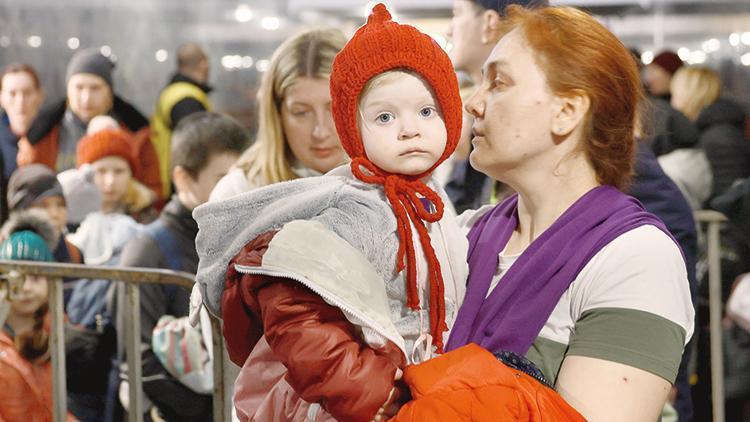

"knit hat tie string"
[350,156,448,352]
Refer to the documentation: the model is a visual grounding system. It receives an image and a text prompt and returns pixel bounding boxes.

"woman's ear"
[480,9,503,44]
[551,91,590,138]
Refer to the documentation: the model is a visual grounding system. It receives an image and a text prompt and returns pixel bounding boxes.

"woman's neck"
[5,312,34,336]
[504,153,599,255]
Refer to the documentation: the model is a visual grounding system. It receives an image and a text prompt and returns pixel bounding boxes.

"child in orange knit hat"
[191,4,468,421]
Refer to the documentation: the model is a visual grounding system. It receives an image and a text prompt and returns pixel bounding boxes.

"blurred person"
[452,5,693,420]
[645,50,683,101]
[151,43,212,199]
[0,220,76,422]
[0,64,44,223]
[210,28,348,201]
[63,127,146,421]
[205,28,347,418]
[445,0,548,212]
[112,112,248,422]
[58,115,159,231]
[17,49,149,174]
[6,164,83,266]
[671,66,750,199]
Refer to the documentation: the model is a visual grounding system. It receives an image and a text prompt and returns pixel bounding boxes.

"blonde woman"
[650,66,717,208]
[210,28,348,200]
[672,66,750,198]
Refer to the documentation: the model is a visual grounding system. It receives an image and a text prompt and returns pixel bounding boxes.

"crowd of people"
[0,0,748,421]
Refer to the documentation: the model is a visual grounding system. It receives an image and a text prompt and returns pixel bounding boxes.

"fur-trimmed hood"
[0,209,59,250]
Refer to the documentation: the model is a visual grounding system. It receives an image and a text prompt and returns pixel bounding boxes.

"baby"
[193,4,467,421]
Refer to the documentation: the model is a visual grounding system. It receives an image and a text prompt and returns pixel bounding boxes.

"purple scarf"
[445,185,678,355]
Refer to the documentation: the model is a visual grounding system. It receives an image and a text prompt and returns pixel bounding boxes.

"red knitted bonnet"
[330,3,462,353]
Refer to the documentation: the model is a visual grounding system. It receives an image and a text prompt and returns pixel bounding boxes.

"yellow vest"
[151,82,211,198]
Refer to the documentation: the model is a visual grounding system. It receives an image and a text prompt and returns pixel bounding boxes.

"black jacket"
[647,98,701,157]
[697,98,750,199]
[114,196,212,421]
[25,96,148,145]
[165,73,212,130]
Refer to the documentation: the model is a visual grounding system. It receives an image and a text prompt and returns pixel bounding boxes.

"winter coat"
[193,165,467,421]
[111,196,212,422]
[0,330,76,422]
[151,73,212,199]
[697,98,750,198]
[392,343,584,421]
[647,98,701,157]
[16,98,162,200]
[0,114,19,224]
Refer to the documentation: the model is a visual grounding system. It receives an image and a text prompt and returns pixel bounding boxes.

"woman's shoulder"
[209,167,254,202]
[563,224,693,336]
[574,224,690,313]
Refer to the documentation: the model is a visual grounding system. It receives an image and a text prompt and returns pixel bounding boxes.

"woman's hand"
[372,368,410,421]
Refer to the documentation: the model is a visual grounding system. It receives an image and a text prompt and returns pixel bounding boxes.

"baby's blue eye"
[420,107,435,118]
[377,113,394,123]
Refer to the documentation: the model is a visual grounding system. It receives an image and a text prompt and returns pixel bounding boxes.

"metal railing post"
[125,282,143,422]
[211,315,229,422]
[0,262,226,421]
[49,275,66,422]
[695,210,727,422]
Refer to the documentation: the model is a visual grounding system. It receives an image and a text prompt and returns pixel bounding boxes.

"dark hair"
[171,112,249,178]
[0,63,41,90]
[471,0,549,15]
[16,303,50,362]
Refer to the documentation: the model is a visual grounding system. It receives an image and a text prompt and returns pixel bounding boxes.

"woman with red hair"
[444,5,694,420]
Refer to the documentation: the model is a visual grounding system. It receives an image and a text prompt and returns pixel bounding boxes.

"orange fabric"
[391,344,586,422]
[0,331,77,422]
[130,127,163,202]
[17,126,60,170]
[329,3,463,352]
[75,128,136,171]
[222,230,406,422]
[18,122,162,202]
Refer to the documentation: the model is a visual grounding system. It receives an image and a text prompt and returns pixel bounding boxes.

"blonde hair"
[670,66,721,121]
[236,28,347,186]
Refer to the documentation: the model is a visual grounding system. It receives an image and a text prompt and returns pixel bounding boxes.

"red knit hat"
[330,3,462,353]
[76,127,136,171]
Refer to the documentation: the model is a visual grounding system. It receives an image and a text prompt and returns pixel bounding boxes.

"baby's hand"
[372,368,409,421]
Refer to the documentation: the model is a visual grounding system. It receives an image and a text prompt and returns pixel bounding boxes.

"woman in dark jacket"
[671,66,750,199]
[697,98,750,199]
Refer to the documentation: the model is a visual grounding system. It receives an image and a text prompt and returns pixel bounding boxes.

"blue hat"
[474,0,548,13]
[0,230,54,262]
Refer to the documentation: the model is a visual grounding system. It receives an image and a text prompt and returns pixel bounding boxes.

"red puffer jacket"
[223,230,406,422]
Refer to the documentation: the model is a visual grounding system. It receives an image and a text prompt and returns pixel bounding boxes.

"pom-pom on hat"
[76,127,136,171]
[330,3,462,353]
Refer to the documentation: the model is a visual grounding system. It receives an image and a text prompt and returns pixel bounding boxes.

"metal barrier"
[694,210,728,422]
[0,260,228,422]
